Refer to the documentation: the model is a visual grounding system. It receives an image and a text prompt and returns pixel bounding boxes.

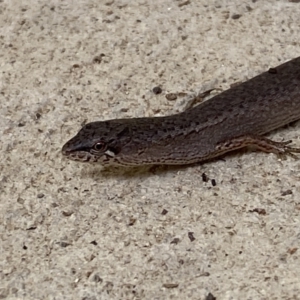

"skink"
[62,57,300,166]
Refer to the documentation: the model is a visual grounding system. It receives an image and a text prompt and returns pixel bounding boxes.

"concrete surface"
[1,0,300,299]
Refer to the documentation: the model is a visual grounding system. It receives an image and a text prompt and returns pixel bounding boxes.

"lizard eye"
[93,141,107,152]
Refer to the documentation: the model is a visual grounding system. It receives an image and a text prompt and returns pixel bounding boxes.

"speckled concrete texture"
[1,0,300,299]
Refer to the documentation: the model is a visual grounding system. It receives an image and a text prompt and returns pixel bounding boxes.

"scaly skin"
[62,57,300,166]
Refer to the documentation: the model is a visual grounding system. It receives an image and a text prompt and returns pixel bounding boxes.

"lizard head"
[62,120,132,165]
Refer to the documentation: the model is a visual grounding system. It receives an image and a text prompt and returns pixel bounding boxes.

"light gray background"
[1,0,300,299]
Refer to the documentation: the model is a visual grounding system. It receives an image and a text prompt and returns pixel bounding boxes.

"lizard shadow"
[81,163,192,180]
[80,156,230,180]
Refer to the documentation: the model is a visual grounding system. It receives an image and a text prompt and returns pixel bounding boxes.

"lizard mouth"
[62,149,99,163]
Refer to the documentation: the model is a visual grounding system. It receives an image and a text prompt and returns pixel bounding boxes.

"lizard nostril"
[61,143,69,155]
[62,141,74,156]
